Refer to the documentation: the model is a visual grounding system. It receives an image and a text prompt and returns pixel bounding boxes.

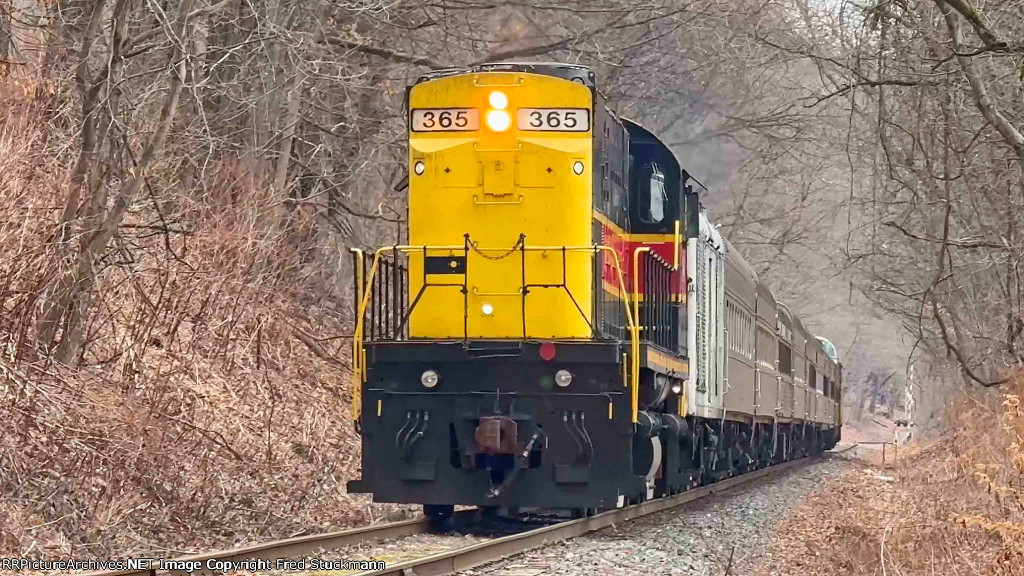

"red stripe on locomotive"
[597,220,686,301]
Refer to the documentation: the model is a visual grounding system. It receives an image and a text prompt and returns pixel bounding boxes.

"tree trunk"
[38,0,196,363]
[272,75,301,224]
[0,2,10,77]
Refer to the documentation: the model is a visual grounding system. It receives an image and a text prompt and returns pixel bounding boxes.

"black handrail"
[352,241,635,344]
[639,251,677,351]
[354,251,409,341]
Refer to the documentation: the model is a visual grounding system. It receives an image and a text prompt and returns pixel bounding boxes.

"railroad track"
[354,458,807,576]
[80,512,473,576]
[84,458,808,576]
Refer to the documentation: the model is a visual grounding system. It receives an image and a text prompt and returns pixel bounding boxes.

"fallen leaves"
[757,376,1024,576]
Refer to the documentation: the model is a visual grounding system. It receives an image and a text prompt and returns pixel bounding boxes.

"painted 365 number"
[411,108,479,132]
[517,108,590,132]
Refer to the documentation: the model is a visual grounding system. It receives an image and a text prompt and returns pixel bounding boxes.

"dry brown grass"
[0,80,412,565]
[758,377,1024,576]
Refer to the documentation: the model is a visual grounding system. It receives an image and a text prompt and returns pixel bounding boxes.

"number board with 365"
[516,108,590,132]
[410,108,590,132]
[411,109,479,132]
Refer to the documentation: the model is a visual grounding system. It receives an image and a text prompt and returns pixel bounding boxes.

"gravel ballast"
[462,457,849,576]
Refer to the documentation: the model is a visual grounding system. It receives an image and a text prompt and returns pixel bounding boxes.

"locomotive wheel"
[424,504,455,532]
[478,505,501,519]
[571,507,598,519]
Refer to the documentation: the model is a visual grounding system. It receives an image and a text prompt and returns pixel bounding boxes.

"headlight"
[481,303,494,316]
[671,383,682,394]
[572,161,585,175]
[421,370,439,388]
[414,160,426,175]
[555,369,573,387]
[486,110,510,132]
[488,90,508,110]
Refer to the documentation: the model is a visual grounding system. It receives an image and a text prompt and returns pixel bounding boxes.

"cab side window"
[640,164,667,223]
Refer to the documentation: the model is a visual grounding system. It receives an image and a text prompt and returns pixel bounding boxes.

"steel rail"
[79,458,807,576]
[356,457,809,576]
[80,512,477,576]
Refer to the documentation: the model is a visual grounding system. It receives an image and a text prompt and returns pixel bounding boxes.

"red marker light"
[539,342,556,361]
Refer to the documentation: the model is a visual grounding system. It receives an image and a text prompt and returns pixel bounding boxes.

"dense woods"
[0,0,1022,565]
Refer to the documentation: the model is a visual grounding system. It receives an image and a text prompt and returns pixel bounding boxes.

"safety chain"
[465,233,526,261]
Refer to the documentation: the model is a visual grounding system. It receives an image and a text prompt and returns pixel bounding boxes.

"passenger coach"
[346,63,841,524]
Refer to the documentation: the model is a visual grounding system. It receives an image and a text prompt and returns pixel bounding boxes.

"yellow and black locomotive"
[347,63,841,522]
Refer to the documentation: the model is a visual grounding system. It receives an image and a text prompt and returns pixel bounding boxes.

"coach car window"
[778,341,793,376]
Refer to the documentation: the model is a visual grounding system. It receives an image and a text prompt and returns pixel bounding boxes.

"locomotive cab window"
[625,121,681,234]
[639,164,667,223]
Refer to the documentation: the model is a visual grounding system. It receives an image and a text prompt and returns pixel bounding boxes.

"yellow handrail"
[601,246,638,422]
[632,247,651,424]
[350,244,640,423]
[673,219,682,270]
[350,248,365,423]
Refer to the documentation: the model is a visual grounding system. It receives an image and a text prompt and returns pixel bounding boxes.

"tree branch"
[930,300,1008,387]
[322,36,447,70]
[935,0,1024,167]
[883,221,1004,249]
[938,0,1007,49]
